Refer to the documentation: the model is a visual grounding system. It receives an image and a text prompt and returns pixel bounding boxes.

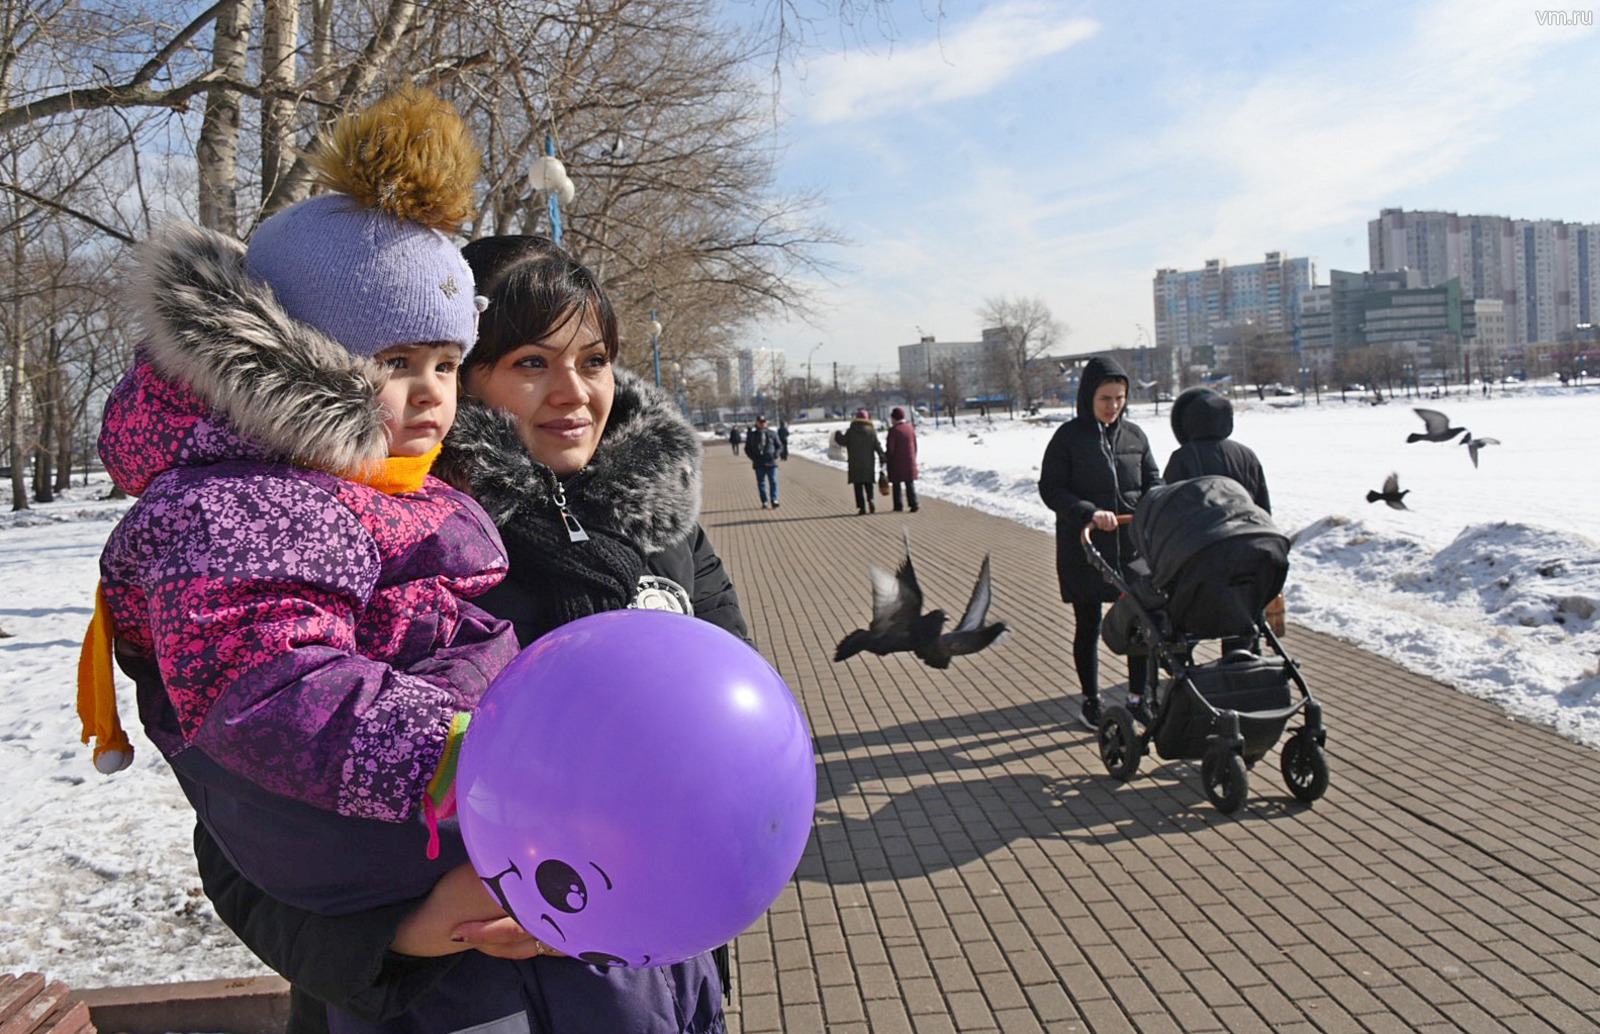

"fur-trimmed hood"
[435,369,701,556]
[102,223,390,493]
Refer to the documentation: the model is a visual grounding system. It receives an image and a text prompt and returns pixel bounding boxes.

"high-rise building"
[737,347,787,407]
[1153,252,1315,366]
[1368,208,1600,347]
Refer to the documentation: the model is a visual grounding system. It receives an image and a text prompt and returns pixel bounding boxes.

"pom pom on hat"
[245,88,483,359]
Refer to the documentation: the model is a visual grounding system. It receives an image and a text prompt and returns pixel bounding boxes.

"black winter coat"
[833,418,884,483]
[1163,386,1271,513]
[196,370,741,1034]
[1038,357,1161,605]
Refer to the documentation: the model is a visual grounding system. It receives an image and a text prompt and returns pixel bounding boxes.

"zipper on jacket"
[547,471,590,543]
[1101,421,1123,569]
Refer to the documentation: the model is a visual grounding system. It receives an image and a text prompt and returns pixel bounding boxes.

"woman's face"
[1092,380,1127,425]
[464,307,614,476]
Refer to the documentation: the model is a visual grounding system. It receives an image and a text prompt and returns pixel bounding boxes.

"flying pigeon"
[1366,472,1410,510]
[834,532,1008,669]
[1407,408,1469,443]
[1462,436,1500,468]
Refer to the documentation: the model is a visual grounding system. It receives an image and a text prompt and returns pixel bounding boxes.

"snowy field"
[0,382,1595,988]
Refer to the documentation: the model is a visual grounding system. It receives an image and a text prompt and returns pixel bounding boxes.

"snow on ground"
[0,485,273,985]
[1,383,1594,987]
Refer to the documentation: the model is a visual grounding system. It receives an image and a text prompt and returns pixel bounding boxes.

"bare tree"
[931,355,962,425]
[976,295,1063,412]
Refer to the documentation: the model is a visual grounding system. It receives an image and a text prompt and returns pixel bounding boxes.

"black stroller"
[1082,475,1328,813]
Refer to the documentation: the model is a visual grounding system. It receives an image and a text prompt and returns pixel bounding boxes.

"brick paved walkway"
[703,446,1600,1034]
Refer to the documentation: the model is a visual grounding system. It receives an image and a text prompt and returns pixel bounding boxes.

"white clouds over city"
[797,2,1099,124]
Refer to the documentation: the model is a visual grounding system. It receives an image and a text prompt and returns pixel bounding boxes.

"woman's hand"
[391,862,563,961]
[1090,509,1120,532]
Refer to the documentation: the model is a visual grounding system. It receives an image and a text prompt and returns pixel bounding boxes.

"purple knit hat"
[244,89,484,359]
[245,195,481,358]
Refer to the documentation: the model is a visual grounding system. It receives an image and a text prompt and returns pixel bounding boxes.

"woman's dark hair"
[460,235,620,370]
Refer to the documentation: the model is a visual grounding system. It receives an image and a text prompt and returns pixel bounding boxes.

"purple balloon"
[455,609,816,967]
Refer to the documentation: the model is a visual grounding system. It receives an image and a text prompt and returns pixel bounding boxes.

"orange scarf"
[350,443,443,495]
[77,584,133,773]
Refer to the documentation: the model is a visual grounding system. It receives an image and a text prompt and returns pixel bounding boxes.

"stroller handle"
[1079,512,1132,546]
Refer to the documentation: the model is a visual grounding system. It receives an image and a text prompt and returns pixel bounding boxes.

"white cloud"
[1174,0,1594,258]
[799,1,1100,124]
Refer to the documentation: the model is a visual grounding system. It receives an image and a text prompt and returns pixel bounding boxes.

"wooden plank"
[0,977,46,1027]
[37,1001,93,1034]
[0,980,69,1034]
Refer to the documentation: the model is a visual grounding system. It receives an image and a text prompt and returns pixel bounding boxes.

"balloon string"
[422,795,441,860]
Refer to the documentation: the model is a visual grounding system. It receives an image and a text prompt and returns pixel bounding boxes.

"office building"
[1368,208,1600,347]
[1153,252,1315,366]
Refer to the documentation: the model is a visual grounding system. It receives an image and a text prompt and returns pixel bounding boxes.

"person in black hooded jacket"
[1163,386,1271,512]
[193,236,747,1034]
[1038,356,1161,726]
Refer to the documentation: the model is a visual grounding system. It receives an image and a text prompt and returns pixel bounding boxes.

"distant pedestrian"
[834,408,885,515]
[728,425,742,454]
[777,419,790,460]
[745,414,783,508]
[885,407,919,512]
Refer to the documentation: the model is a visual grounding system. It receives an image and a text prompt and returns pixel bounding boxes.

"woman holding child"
[98,91,745,1034]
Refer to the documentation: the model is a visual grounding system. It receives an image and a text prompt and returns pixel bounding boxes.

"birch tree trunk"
[7,224,25,511]
[197,0,252,234]
[259,0,299,217]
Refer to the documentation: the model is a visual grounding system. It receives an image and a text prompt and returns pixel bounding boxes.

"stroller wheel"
[1098,705,1142,782]
[1281,730,1330,803]
[1201,747,1248,813]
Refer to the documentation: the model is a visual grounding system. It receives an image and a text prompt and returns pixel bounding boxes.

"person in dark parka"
[1038,356,1161,725]
[834,408,885,514]
[1164,386,1272,654]
[193,237,745,1034]
[1163,386,1271,512]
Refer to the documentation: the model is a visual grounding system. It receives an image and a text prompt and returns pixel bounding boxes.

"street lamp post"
[807,342,822,412]
[649,310,663,388]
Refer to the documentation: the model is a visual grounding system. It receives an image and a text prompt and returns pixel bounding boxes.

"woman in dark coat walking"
[884,407,919,512]
[1038,356,1161,726]
[834,408,885,514]
[194,237,747,1034]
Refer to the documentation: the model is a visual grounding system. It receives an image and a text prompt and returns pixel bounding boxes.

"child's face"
[375,342,462,457]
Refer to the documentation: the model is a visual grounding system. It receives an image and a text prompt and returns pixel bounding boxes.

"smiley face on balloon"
[481,857,647,967]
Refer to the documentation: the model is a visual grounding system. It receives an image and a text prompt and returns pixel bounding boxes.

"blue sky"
[747,0,1600,378]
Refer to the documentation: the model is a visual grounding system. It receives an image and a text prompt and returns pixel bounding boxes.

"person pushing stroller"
[1038,356,1161,728]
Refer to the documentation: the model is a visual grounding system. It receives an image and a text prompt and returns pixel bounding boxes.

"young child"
[86,88,519,914]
